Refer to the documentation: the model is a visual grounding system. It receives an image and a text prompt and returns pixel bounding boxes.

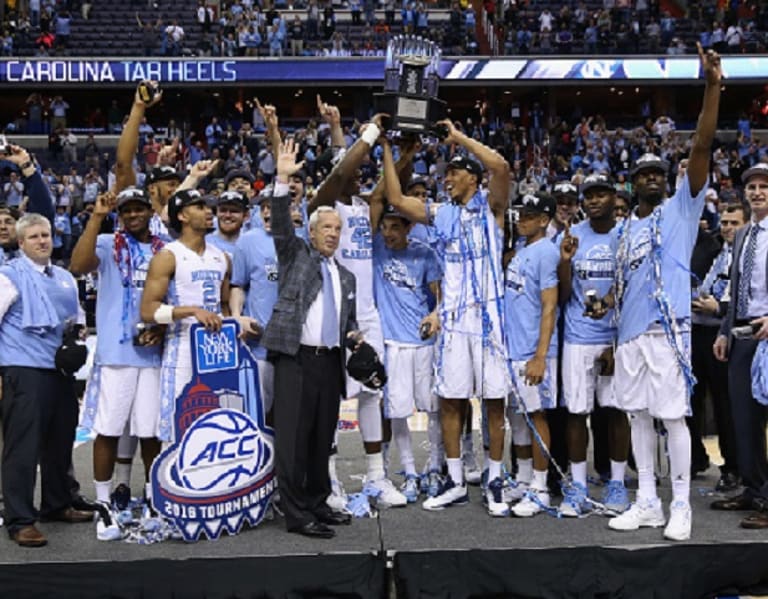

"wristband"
[360,123,381,147]
[153,304,174,325]
[274,182,290,196]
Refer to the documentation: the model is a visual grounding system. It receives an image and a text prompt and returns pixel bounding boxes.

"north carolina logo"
[151,320,274,542]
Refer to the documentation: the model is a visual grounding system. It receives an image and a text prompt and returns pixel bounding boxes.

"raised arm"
[177,159,220,192]
[381,138,428,225]
[687,43,722,197]
[116,81,163,192]
[255,99,282,161]
[437,119,510,225]
[70,191,114,274]
[317,93,345,149]
[4,145,55,225]
[309,113,384,213]
[272,138,305,258]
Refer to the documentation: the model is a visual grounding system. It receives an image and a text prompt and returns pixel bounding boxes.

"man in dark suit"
[262,139,358,539]
[713,162,768,528]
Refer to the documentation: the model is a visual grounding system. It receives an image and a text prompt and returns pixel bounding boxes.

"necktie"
[321,258,338,347]
[44,265,53,277]
[737,224,760,319]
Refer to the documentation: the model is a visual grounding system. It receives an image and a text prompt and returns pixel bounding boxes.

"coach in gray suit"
[262,140,358,539]
[713,162,768,528]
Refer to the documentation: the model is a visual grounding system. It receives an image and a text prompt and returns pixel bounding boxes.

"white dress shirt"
[740,215,768,318]
[301,256,342,347]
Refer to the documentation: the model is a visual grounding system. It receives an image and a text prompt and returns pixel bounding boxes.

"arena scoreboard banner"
[1,55,767,85]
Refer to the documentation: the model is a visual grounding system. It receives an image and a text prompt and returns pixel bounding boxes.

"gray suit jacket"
[261,195,357,383]
[719,222,768,343]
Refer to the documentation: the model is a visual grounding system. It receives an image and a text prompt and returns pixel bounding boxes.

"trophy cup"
[373,35,447,133]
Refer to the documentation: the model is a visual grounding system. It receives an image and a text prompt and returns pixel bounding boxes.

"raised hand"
[697,41,722,86]
[559,223,579,261]
[316,93,341,126]
[276,137,305,180]
[255,98,279,131]
[94,190,116,217]
[134,80,163,108]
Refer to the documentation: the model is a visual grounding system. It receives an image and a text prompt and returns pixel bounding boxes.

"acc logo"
[151,320,275,542]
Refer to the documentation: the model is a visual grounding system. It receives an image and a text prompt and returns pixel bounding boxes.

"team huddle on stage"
[7,43,766,546]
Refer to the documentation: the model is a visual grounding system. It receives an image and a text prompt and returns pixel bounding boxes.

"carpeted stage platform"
[1,433,768,599]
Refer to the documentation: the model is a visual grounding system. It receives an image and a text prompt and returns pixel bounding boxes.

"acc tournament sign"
[151,319,275,542]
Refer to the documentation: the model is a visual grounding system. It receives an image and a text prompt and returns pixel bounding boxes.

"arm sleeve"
[540,245,560,290]
[231,242,250,288]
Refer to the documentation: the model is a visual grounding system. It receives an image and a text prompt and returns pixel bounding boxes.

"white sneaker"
[326,479,347,512]
[94,501,123,542]
[608,497,666,531]
[663,500,692,541]
[511,488,550,518]
[422,477,469,511]
[502,479,529,503]
[486,477,510,517]
[369,477,408,508]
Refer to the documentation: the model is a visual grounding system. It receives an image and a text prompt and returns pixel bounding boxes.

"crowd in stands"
[3,0,768,57]
[2,90,767,267]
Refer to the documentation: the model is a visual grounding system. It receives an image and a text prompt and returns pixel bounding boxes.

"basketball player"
[70,187,166,540]
[140,189,231,444]
[309,100,406,508]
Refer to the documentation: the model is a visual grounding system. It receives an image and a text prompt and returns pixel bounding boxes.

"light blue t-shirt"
[205,232,238,257]
[504,237,559,360]
[94,234,162,367]
[373,235,442,345]
[231,228,279,360]
[563,220,617,345]
[614,175,706,345]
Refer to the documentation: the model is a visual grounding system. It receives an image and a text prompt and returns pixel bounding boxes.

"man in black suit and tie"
[262,139,359,539]
[713,162,768,528]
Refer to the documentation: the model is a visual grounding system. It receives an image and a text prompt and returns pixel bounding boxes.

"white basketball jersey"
[166,240,228,327]
[336,198,375,317]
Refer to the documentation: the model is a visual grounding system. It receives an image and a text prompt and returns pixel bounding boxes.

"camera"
[583,290,601,316]
[419,321,432,340]
[732,323,762,339]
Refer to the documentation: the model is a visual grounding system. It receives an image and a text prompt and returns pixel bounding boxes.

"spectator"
[725,20,744,52]
[50,95,69,131]
[350,0,361,25]
[55,10,72,51]
[3,172,24,208]
[322,3,335,39]
[555,23,573,53]
[306,0,320,39]
[268,22,284,56]
[197,1,214,33]
[165,19,185,56]
[83,134,100,171]
[289,15,305,56]
[61,129,78,165]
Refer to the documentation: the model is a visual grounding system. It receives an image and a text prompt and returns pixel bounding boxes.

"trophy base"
[373,93,446,134]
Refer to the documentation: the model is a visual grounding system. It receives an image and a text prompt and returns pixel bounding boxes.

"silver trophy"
[374,35,446,133]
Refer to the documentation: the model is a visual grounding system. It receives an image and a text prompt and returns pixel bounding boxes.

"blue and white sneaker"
[511,488,550,518]
[424,469,443,498]
[486,477,510,517]
[422,476,469,511]
[94,500,124,542]
[602,480,631,514]
[559,481,592,517]
[502,479,529,503]
[401,474,420,503]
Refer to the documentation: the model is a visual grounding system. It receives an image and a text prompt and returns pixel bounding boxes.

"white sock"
[392,418,416,476]
[328,452,339,483]
[114,463,132,488]
[357,391,382,443]
[665,417,691,504]
[427,412,441,471]
[517,457,533,484]
[630,411,658,502]
[571,461,588,488]
[94,479,112,503]
[488,459,502,482]
[366,452,386,482]
[531,469,548,492]
[447,457,463,485]
[144,482,152,502]
[610,460,627,483]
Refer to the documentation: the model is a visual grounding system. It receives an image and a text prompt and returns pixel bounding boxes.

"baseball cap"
[345,340,387,390]
[580,173,615,195]
[742,162,768,184]
[553,181,578,197]
[168,189,206,231]
[224,168,255,187]
[445,155,483,179]
[516,192,556,217]
[146,165,181,187]
[406,177,428,191]
[216,190,249,210]
[116,186,152,210]
[630,153,670,178]
[381,204,410,222]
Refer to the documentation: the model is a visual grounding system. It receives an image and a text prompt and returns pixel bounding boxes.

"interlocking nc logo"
[201,331,235,368]
[406,70,418,94]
